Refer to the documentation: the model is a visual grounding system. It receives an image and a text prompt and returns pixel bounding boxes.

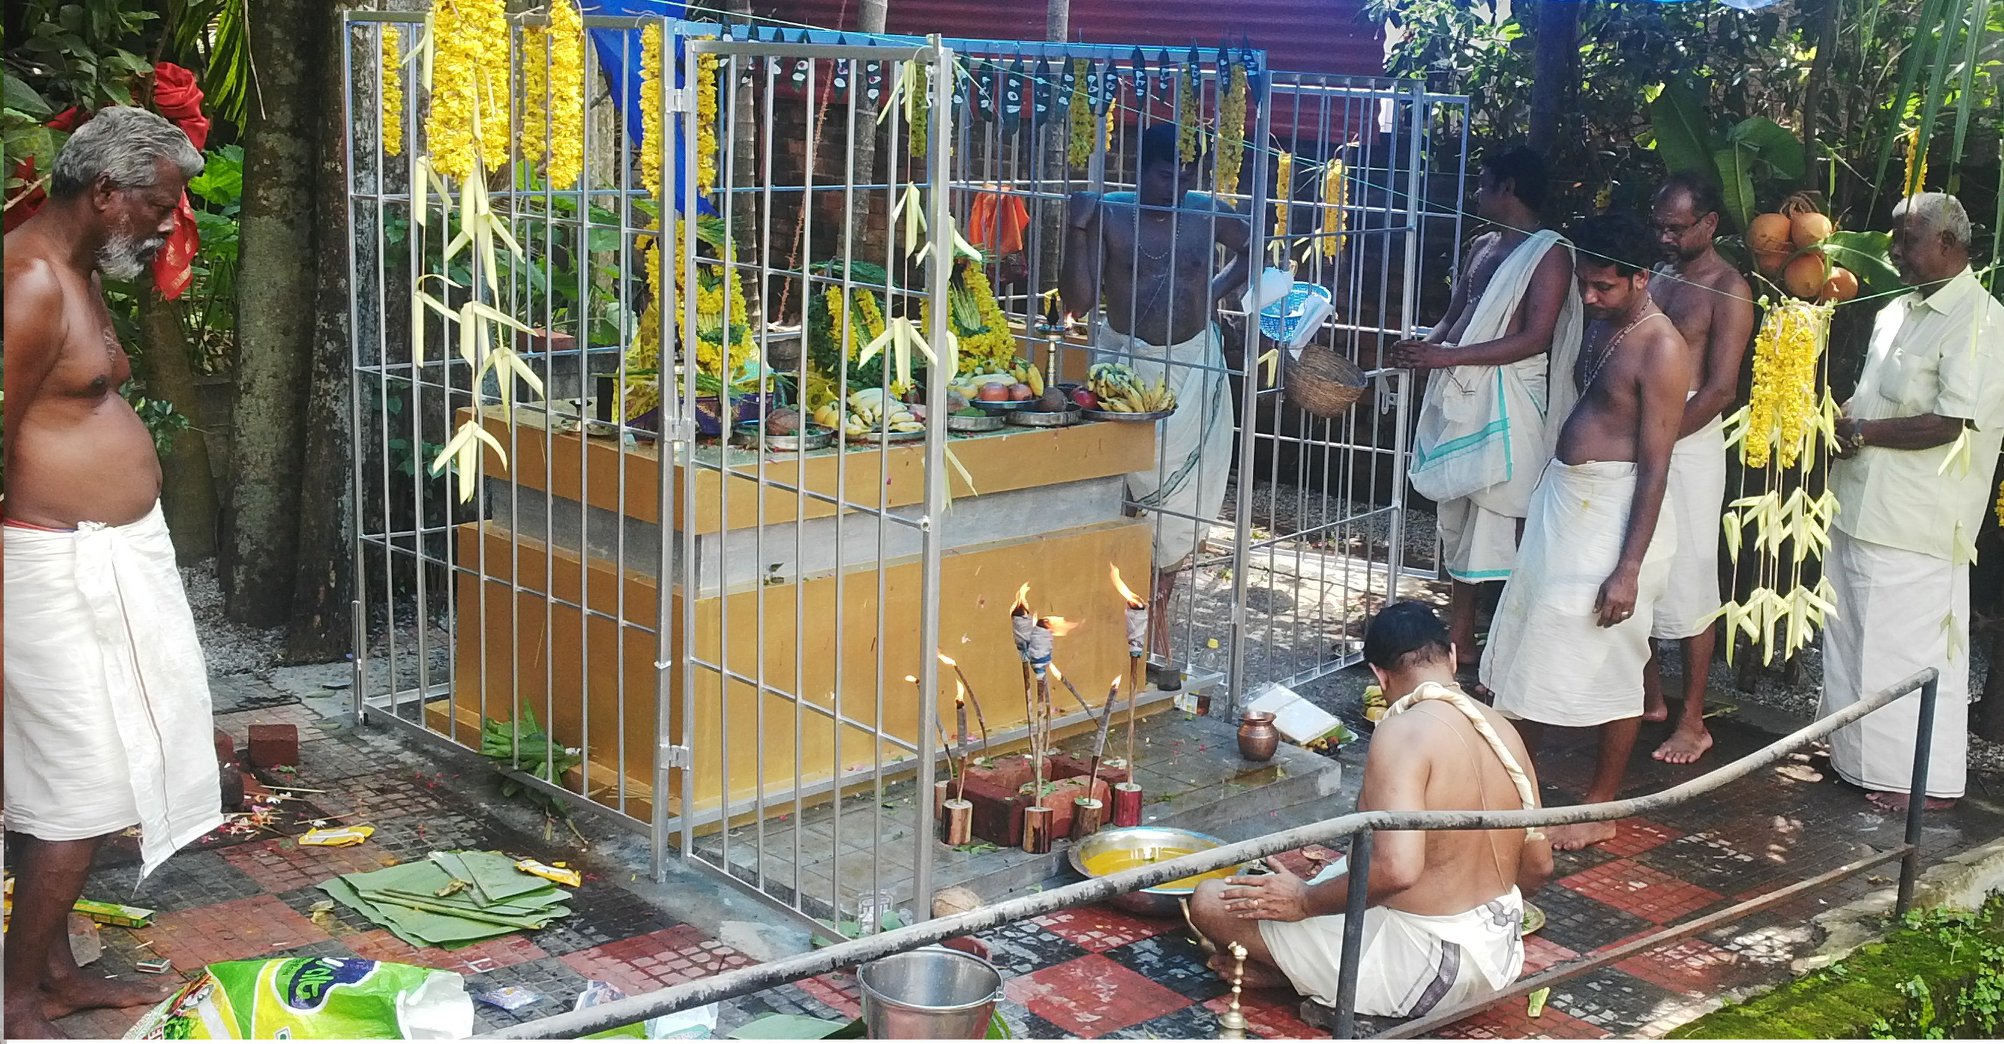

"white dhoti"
[1410,229,1583,584]
[1651,414,1727,640]
[1259,876,1526,1018]
[1817,529,1970,799]
[3,504,223,876]
[1485,460,1676,726]
[1095,325,1234,569]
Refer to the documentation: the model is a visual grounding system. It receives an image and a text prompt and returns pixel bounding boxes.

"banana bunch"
[1088,363,1175,413]
[813,389,924,438]
[1362,684,1388,723]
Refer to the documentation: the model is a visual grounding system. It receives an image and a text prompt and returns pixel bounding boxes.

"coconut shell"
[1784,254,1828,299]
[1790,211,1834,249]
[1821,266,1859,303]
[1748,213,1793,254]
[766,407,803,435]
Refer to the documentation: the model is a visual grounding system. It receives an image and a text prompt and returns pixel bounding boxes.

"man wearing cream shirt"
[1822,192,2004,812]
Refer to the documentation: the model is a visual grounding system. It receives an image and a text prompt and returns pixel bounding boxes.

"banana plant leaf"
[1818,231,1903,297]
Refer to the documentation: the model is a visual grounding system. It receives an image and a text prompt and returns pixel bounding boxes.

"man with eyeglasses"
[1640,172,1755,765]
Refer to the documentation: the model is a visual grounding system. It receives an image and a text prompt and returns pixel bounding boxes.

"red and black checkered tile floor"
[46,682,2004,1039]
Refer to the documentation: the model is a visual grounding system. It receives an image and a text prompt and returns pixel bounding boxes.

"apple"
[1071,388,1099,409]
[1009,383,1034,401]
[977,382,1011,401]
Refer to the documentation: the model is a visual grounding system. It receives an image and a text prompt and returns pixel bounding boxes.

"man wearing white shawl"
[4,109,222,1038]
[1393,148,1582,682]
[1484,215,1693,852]
[1822,193,2004,812]
[1189,602,1552,1017]
[1062,124,1251,677]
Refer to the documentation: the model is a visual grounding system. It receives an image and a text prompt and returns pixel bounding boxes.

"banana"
[1026,365,1044,397]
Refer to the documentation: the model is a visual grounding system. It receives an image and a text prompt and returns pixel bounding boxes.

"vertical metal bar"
[1895,673,1939,915]
[1225,55,1273,713]
[912,35,955,915]
[1386,84,1428,588]
[677,28,706,870]
[341,23,369,724]
[1331,829,1373,1039]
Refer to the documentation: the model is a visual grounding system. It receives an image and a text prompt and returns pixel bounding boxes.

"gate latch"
[659,743,693,769]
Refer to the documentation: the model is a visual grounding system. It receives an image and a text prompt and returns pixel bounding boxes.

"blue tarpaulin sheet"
[580,1,714,213]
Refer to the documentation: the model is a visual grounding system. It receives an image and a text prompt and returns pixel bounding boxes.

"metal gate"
[341,7,1466,928]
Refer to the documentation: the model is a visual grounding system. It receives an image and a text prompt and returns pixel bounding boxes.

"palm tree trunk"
[137,291,220,563]
[1527,1,1584,153]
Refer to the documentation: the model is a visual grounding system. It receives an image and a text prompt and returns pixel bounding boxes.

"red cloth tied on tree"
[147,62,210,300]
[1,63,209,298]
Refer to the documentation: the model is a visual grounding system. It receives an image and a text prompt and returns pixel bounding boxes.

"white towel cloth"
[1259,877,1526,1018]
[4,504,223,876]
[1095,325,1235,569]
[1651,412,1727,640]
[1409,230,1583,582]
[1485,460,1676,727]
[1817,529,1970,799]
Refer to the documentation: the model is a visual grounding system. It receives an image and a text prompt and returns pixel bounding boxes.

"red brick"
[138,894,330,967]
[1037,905,1165,952]
[346,929,548,973]
[248,723,301,769]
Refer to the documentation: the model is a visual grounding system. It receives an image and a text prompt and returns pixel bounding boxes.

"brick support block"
[247,723,300,769]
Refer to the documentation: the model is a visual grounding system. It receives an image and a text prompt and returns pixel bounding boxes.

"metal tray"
[1006,406,1082,428]
[947,412,1005,433]
[971,397,1036,412]
[860,426,927,443]
[1081,407,1175,423]
[732,421,835,452]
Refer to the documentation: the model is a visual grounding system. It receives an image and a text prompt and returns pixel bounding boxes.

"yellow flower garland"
[1995,477,2004,527]
[381,28,404,157]
[1214,63,1247,197]
[908,63,930,159]
[695,54,719,196]
[1319,159,1346,259]
[1904,124,1928,197]
[521,0,586,190]
[424,0,511,182]
[639,22,665,199]
[849,286,887,343]
[958,263,1016,373]
[1177,72,1201,165]
[1273,151,1292,240]
[1067,60,1093,170]
[1742,298,1832,470]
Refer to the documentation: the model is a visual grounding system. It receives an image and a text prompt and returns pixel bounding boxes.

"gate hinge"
[660,743,693,769]
[668,85,696,114]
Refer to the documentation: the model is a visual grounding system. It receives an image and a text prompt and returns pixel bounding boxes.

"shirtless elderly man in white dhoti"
[1189,601,1553,1019]
[1484,214,1693,851]
[1391,147,1582,691]
[4,108,224,1038]
[1061,123,1251,681]
[1641,173,1755,765]
[1823,192,2004,813]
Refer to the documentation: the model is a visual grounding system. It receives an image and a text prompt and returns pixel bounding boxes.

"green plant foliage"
[479,707,582,813]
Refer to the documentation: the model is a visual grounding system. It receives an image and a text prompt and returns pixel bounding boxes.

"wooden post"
[1021,805,1054,854]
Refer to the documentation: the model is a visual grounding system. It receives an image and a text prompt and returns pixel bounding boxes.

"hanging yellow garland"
[521,0,586,190]
[381,27,404,157]
[1177,71,1201,165]
[849,286,887,344]
[424,0,512,182]
[1904,124,1928,197]
[1318,158,1346,259]
[959,263,1015,372]
[907,63,930,159]
[695,54,720,196]
[1994,477,2004,527]
[1273,150,1292,240]
[639,21,665,199]
[1740,298,1832,470]
[1067,60,1093,170]
[1214,62,1247,197]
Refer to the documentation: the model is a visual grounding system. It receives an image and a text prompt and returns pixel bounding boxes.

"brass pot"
[1237,711,1279,762]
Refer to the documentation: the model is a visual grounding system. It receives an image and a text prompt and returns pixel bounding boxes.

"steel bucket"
[857,946,1002,1039]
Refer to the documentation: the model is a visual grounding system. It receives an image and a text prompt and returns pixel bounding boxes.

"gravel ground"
[181,560,287,676]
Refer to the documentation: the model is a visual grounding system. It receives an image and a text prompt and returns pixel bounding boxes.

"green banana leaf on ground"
[318,851,571,949]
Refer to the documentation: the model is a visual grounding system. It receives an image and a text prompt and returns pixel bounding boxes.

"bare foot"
[1207,953,1291,990]
[1641,702,1670,724]
[39,974,173,1019]
[1866,791,1957,813]
[1652,725,1713,764]
[7,996,68,1040]
[1547,821,1619,851]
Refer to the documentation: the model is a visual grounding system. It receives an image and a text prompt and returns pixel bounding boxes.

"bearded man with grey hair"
[4,106,220,1037]
[1821,191,2004,813]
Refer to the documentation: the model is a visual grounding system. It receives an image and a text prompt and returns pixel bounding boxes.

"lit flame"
[1047,663,1065,682]
[1109,565,1146,609]
[1111,675,1124,691]
[937,652,957,667]
[1040,615,1079,638]
[1012,583,1032,615]
[904,675,918,684]
[955,680,967,706]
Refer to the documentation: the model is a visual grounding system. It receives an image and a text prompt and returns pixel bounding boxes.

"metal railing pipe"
[490,667,1937,1039]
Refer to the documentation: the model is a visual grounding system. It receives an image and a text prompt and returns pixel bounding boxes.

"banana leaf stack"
[318,851,572,949]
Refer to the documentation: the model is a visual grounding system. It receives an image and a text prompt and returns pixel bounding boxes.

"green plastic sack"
[124,957,474,1039]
